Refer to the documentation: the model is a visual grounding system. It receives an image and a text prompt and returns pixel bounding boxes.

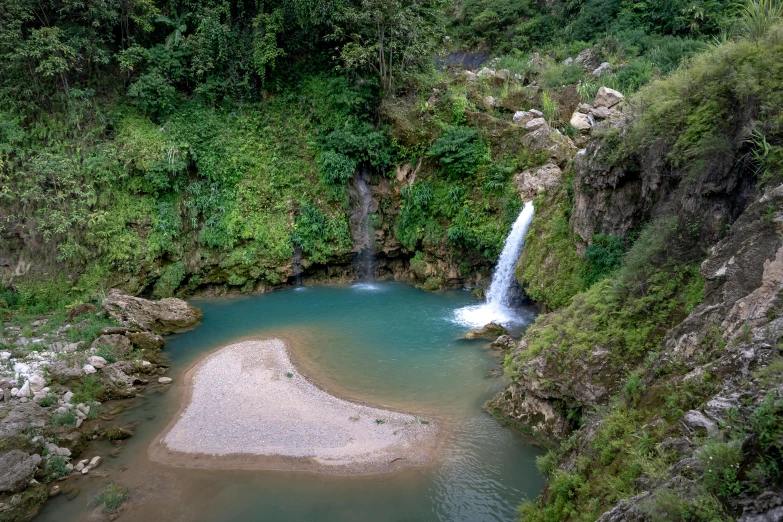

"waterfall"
[454,201,535,328]
[292,244,303,287]
[485,201,535,307]
[353,170,375,281]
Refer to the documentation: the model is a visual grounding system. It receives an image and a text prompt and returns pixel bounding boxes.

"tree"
[330,0,443,93]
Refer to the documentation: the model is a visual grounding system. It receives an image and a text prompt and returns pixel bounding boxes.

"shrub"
[318,150,357,185]
[697,439,743,497]
[91,483,129,514]
[45,455,70,479]
[51,410,77,426]
[584,234,625,286]
[427,126,486,179]
[71,375,104,404]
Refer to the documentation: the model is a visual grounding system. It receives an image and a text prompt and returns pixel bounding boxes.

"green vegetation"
[44,455,70,479]
[91,483,130,514]
[50,410,77,426]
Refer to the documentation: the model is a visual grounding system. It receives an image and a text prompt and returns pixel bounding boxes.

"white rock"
[81,466,90,475]
[158,377,173,384]
[54,406,68,414]
[63,343,79,352]
[0,351,10,360]
[593,86,624,108]
[74,409,86,419]
[592,62,612,76]
[570,112,592,132]
[77,404,90,416]
[55,447,71,457]
[484,96,497,107]
[63,391,74,403]
[477,67,495,77]
[82,364,97,375]
[10,387,19,397]
[87,356,107,369]
[18,381,31,398]
[65,463,73,472]
[525,118,548,132]
[89,456,102,469]
[75,417,83,428]
[141,360,151,367]
[30,454,42,467]
[74,461,85,472]
[45,442,58,454]
[29,374,46,392]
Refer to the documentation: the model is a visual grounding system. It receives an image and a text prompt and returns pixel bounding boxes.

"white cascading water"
[454,201,535,328]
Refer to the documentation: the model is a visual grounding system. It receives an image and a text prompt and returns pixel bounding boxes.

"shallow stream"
[37,282,543,522]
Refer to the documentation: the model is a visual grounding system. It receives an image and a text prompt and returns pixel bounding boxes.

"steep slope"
[493,27,783,521]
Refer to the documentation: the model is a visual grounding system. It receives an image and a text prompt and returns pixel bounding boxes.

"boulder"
[512,109,543,126]
[158,377,173,384]
[83,364,97,375]
[525,117,548,132]
[491,335,516,350]
[514,163,563,201]
[0,450,38,493]
[17,381,31,398]
[66,302,97,320]
[495,69,510,80]
[570,112,592,132]
[466,322,509,340]
[87,356,107,369]
[102,290,202,335]
[28,374,46,393]
[127,331,165,350]
[593,86,624,108]
[477,67,495,78]
[48,360,83,380]
[589,105,617,120]
[91,334,133,358]
[591,62,612,76]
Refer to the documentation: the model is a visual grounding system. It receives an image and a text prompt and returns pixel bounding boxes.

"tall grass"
[736,0,783,39]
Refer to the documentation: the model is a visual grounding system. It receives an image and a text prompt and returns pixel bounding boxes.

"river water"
[36,283,543,522]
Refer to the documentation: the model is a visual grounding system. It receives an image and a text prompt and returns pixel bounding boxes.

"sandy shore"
[149,338,440,474]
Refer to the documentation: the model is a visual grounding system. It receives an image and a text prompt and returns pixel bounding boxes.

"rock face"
[514,163,563,201]
[0,450,38,493]
[102,289,202,335]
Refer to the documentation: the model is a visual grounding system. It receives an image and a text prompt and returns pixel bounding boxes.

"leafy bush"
[584,234,625,286]
[427,126,486,179]
[697,439,743,497]
[70,375,104,404]
[51,410,77,426]
[318,151,357,185]
[45,456,70,479]
[91,483,129,514]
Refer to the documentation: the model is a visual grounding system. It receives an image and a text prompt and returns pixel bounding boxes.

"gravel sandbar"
[149,339,439,474]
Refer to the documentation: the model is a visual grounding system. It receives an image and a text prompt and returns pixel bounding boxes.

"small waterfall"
[485,201,535,307]
[292,244,303,287]
[454,201,535,328]
[353,169,375,281]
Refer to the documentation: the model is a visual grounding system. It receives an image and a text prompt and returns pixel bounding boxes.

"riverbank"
[150,338,440,474]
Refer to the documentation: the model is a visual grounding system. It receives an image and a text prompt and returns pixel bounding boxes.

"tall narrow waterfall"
[454,201,535,328]
[485,201,535,307]
[350,168,375,282]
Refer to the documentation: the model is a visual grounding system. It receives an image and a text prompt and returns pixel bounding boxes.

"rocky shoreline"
[0,291,202,521]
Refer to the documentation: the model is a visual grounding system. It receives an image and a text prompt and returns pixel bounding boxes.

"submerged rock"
[102,289,202,335]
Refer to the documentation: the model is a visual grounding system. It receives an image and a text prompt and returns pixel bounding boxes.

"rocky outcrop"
[0,450,37,493]
[102,289,202,334]
[514,163,563,201]
[466,322,508,340]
